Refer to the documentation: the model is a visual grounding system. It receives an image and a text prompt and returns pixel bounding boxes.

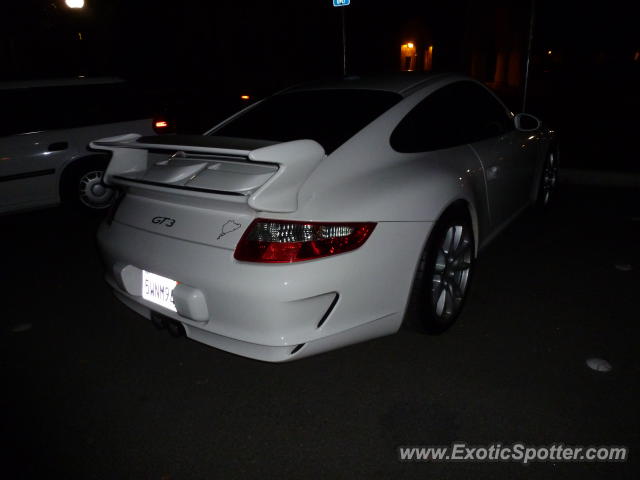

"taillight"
[153,118,173,134]
[234,219,376,263]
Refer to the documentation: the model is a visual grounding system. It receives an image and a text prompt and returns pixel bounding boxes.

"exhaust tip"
[166,319,185,338]
[150,312,165,330]
[150,312,185,338]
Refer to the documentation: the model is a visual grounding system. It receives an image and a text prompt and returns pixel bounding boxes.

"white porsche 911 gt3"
[93,73,558,362]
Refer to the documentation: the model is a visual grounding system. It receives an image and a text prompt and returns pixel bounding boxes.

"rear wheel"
[61,157,117,213]
[407,212,475,333]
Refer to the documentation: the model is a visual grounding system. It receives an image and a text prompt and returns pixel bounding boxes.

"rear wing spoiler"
[90,134,325,213]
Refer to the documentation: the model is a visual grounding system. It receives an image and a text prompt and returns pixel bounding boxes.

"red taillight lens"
[153,118,173,134]
[234,219,376,263]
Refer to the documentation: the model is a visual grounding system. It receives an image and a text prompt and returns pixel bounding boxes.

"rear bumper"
[111,288,399,362]
[97,218,432,361]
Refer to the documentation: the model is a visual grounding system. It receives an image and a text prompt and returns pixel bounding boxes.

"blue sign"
[333,0,350,6]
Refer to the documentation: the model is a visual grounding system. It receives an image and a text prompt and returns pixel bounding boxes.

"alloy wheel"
[78,170,115,209]
[431,224,473,320]
[541,150,559,205]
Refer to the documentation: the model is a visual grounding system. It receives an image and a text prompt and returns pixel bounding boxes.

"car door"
[452,82,537,228]
[470,130,537,229]
[0,88,69,211]
[0,131,71,212]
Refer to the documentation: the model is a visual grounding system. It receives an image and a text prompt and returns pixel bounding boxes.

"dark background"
[2,0,639,171]
[3,1,638,85]
[1,2,639,478]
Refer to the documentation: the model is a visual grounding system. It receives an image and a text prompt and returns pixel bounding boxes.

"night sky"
[3,1,638,88]
[1,0,638,164]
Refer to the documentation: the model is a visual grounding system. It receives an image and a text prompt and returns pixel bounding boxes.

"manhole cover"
[586,357,612,372]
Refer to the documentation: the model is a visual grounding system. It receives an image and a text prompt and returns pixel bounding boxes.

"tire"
[535,144,560,209]
[406,210,475,334]
[60,156,117,213]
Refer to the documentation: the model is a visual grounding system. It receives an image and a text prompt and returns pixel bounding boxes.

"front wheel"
[536,145,559,208]
[408,213,475,334]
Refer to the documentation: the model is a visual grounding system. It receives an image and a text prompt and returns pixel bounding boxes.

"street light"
[65,0,85,8]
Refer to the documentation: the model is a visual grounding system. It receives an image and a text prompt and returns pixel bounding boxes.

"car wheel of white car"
[61,157,117,212]
[78,169,115,209]
[408,211,475,333]
[536,145,559,208]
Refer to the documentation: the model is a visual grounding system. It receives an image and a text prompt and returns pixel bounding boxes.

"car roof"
[280,72,456,97]
[0,76,125,91]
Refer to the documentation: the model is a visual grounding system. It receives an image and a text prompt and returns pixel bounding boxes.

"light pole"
[341,7,347,76]
[333,0,351,76]
[522,0,536,112]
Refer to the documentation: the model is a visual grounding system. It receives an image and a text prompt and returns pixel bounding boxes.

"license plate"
[142,270,177,312]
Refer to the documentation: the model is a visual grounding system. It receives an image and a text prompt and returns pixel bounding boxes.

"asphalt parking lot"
[1,184,638,479]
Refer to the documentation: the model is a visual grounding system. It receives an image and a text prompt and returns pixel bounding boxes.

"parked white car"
[94,73,558,362]
[0,77,161,214]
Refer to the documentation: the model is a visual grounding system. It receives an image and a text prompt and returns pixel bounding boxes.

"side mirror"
[514,113,541,132]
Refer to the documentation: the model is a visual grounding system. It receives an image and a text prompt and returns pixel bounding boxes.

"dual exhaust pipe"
[151,312,185,338]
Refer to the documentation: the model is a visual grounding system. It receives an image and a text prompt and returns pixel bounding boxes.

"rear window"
[209,89,402,154]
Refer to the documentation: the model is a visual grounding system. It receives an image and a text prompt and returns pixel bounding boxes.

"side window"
[0,91,37,136]
[390,81,512,153]
[455,82,513,143]
[81,85,154,125]
[9,87,93,131]
[44,85,152,127]
[390,84,462,153]
[30,87,86,130]
[0,84,153,136]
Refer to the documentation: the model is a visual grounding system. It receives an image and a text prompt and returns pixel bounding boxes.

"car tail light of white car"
[234,219,376,263]
[152,118,173,134]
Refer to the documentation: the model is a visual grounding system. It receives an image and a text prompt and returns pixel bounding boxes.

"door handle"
[47,141,68,152]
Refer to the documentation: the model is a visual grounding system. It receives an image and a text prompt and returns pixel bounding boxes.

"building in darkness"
[1,1,637,98]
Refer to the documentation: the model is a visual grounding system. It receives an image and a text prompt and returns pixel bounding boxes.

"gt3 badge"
[152,216,176,227]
